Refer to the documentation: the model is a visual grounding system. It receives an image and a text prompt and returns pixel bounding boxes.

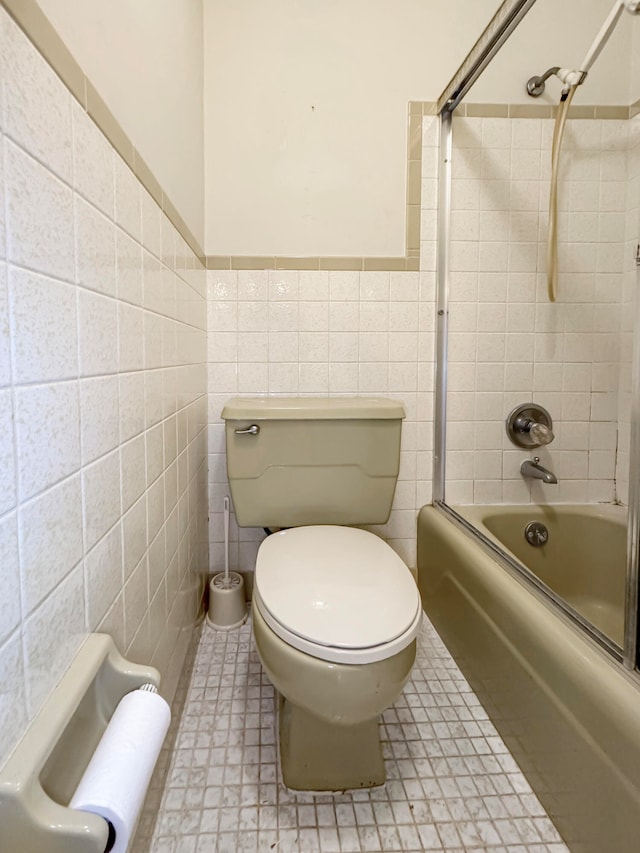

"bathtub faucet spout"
[521,456,557,484]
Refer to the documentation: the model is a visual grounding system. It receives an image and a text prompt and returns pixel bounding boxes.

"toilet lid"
[254,526,421,664]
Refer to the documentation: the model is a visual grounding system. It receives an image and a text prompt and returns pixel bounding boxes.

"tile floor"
[149,611,568,852]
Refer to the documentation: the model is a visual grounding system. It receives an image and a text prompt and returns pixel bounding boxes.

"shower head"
[623,0,640,12]
[526,66,585,97]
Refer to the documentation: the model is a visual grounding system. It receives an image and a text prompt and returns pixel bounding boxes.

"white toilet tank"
[222,396,405,527]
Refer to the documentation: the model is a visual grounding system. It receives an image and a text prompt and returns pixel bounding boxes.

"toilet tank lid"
[221,396,405,420]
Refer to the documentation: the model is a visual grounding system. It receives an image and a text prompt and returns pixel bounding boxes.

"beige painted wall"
[26,1,638,259]
[35,0,205,247]
[203,0,501,258]
[471,0,635,106]
[203,0,639,259]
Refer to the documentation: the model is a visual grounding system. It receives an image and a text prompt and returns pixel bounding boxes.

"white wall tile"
[15,382,80,500]
[85,523,123,628]
[269,270,299,301]
[119,372,146,442]
[0,513,21,643]
[211,299,240,332]
[269,301,298,332]
[114,155,142,242]
[82,449,121,551]
[80,376,120,465]
[9,268,78,383]
[145,370,165,426]
[298,362,329,393]
[329,301,359,331]
[298,331,329,362]
[78,290,119,376]
[329,271,359,301]
[18,475,83,615]
[0,265,9,386]
[147,476,166,545]
[0,388,16,515]
[299,301,328,332]
[236,270,265,301]
[0,633,28,769]
[23,564,85,716]
[0,131,6,261]
[5,142,74,281]
[116,229,144,305]
[143,251,163,314]
[120,434,147,515]
[299,270,329,300]
[118,303,145,372]
[123,496,148,581]
[146,422,165,486]
[72,102,114,217]
[124,555,149,646]
[328,362,358,392]
[141,189,162,260]
[97,594,125,655]
[75,197,117,296]
[144,310,164,369]
[1,17,72,183]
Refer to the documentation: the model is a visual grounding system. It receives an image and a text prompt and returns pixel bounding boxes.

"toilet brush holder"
[206,571,248,630]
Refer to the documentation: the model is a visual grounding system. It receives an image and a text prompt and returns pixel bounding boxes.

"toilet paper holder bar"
[0,634,161,853]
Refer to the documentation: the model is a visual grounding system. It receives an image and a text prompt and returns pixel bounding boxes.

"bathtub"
[418,503,640,853]
[460,503,627,650]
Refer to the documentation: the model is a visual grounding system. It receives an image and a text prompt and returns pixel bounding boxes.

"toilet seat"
[254,525,421,665]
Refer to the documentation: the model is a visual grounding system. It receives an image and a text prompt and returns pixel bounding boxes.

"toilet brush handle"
[224,496,230,583]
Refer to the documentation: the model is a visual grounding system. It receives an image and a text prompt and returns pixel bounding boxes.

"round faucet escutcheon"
[506,403,554,449]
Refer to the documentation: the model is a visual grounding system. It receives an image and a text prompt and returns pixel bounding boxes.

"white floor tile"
[149,611,567,852]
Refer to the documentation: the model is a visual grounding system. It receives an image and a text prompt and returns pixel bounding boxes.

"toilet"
[222,396,421,791]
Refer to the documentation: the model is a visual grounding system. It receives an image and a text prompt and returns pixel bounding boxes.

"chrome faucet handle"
[529,422,554,445]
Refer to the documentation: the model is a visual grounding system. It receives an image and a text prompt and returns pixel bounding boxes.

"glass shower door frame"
[431,0,640,672]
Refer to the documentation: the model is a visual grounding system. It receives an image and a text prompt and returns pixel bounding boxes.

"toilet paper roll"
[70,688,171,853]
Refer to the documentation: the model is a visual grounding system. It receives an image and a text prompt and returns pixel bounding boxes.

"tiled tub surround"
[0,6,209,773]
[150,614,567,853]
[444,112,638,506]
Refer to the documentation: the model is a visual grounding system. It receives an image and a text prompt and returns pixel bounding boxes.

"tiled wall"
[207,268,434,572]
[206,117,440,574]
[0,9,208,769]
[445,113,632,505]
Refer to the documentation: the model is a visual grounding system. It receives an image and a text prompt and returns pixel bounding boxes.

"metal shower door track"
[437,0,537,114]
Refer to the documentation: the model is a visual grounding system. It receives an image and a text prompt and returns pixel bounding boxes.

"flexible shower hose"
[547,84,577,302]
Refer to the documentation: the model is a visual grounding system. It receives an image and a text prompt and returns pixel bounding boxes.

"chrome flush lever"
[234,424,260,436]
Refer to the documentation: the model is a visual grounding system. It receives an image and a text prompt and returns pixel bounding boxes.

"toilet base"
[278,695,385,791]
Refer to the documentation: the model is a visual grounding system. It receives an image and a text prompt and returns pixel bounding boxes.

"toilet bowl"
[221,395,421,790]
[252,525,421,790]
